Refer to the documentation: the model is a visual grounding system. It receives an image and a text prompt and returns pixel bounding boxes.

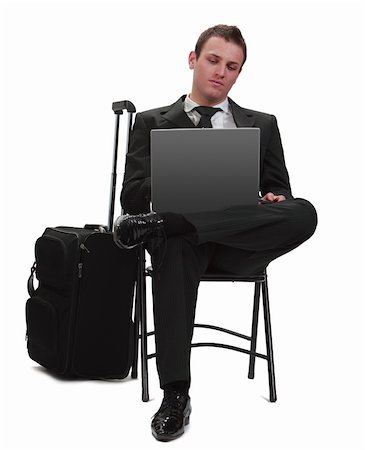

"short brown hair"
[194,24,247,70]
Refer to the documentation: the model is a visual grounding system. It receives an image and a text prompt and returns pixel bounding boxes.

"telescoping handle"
[108,100,136,232]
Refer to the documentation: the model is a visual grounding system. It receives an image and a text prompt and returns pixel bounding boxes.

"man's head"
[188,25,247,106]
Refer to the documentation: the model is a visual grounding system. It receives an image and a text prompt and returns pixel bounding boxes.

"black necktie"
[194,106,222,128]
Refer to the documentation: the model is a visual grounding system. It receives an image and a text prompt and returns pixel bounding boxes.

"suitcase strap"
[27,262,37,296]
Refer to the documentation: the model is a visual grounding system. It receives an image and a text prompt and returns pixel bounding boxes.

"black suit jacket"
[121,95,293,214]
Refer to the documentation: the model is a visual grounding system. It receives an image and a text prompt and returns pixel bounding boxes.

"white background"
[1,0,364,449]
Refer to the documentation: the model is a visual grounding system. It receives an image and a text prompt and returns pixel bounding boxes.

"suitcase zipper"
[78,263,83,278]
[78,243,91,278]
[80,243,90,253]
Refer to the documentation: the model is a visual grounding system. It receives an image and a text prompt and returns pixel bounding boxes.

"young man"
[114,25,317,441]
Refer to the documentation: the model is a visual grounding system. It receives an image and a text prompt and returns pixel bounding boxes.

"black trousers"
[148,198,317,389]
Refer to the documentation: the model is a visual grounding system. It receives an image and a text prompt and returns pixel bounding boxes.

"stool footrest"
[191,342,268,360]
[194,323,251,341]
[145,342,268,360]
[141,323,251,341]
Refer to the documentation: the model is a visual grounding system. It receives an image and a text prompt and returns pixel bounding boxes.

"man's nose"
[215,63,225,77]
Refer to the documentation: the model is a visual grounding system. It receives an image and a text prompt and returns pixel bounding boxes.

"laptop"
[150,128,260,214]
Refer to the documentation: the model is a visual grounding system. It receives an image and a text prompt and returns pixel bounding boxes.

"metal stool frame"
[131,246,277,403]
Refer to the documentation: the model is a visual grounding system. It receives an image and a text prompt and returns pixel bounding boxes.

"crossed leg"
[149,198,317,387]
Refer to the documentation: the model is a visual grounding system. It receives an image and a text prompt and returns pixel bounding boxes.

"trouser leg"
[184,198,317,251]
[207,198,318,274]
[149,236,215,389]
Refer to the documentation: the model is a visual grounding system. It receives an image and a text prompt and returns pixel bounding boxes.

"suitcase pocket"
[35,233,78,291]
[26,296,58,370]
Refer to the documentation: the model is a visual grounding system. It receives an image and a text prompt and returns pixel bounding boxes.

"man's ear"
[188,51,196,70]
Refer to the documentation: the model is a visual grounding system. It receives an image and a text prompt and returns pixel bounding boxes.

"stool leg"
[131,280,140,379]
[138,247,150,402]
[248,282,261,379]
[262,277,277,402]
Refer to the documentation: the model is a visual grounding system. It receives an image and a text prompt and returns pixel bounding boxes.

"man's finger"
[273,195,286,202]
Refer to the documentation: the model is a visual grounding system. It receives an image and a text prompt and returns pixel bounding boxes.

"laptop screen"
[151,128,260,214]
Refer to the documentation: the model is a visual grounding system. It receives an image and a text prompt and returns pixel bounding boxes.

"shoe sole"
[113,229,155,250]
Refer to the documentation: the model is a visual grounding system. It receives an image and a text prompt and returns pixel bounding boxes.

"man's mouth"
[209,79,223,87]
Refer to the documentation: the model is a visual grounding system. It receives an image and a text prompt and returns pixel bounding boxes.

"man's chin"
[203,91,226,105]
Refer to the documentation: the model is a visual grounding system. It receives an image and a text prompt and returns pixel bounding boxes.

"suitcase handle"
[112,100,136,114]
[27,262,37,296]
[108,100,136,232]
[84,224,107,232]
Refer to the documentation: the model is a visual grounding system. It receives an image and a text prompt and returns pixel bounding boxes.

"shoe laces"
[152,391,187,421]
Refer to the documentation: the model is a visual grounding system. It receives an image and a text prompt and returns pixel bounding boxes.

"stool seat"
[201,271,266,282]
[146,265,266,283]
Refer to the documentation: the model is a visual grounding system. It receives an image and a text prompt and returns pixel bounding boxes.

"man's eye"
[227,66,237,71]
[209,59,217,64]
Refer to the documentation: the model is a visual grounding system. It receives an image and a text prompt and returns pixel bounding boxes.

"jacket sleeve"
[260,115,293,199]
[120,113,152,214]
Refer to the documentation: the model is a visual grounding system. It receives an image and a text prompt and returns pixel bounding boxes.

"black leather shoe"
[151,391,191,442]
[113,212,164,249]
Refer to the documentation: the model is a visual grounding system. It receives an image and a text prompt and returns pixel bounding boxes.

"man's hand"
[260,192,286,203]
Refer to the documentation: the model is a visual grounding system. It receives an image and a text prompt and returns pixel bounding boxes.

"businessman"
[114,24,317,441]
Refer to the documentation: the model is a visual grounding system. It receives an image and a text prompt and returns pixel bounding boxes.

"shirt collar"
[184,94,230,114]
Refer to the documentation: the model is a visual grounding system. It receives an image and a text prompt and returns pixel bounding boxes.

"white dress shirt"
[184,95,237,129]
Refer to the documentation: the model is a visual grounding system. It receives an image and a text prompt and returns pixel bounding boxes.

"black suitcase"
[26,101,138,379]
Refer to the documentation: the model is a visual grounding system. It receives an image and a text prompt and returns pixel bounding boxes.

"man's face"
[188,36,244,106]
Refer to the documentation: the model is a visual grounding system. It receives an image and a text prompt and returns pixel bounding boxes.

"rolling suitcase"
[26,101,138,379]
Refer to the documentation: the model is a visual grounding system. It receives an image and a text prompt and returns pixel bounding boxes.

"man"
[114,25,317,441]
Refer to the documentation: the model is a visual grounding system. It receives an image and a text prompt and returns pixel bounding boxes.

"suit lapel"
[228,98,256,127]
[161,96,196,128]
